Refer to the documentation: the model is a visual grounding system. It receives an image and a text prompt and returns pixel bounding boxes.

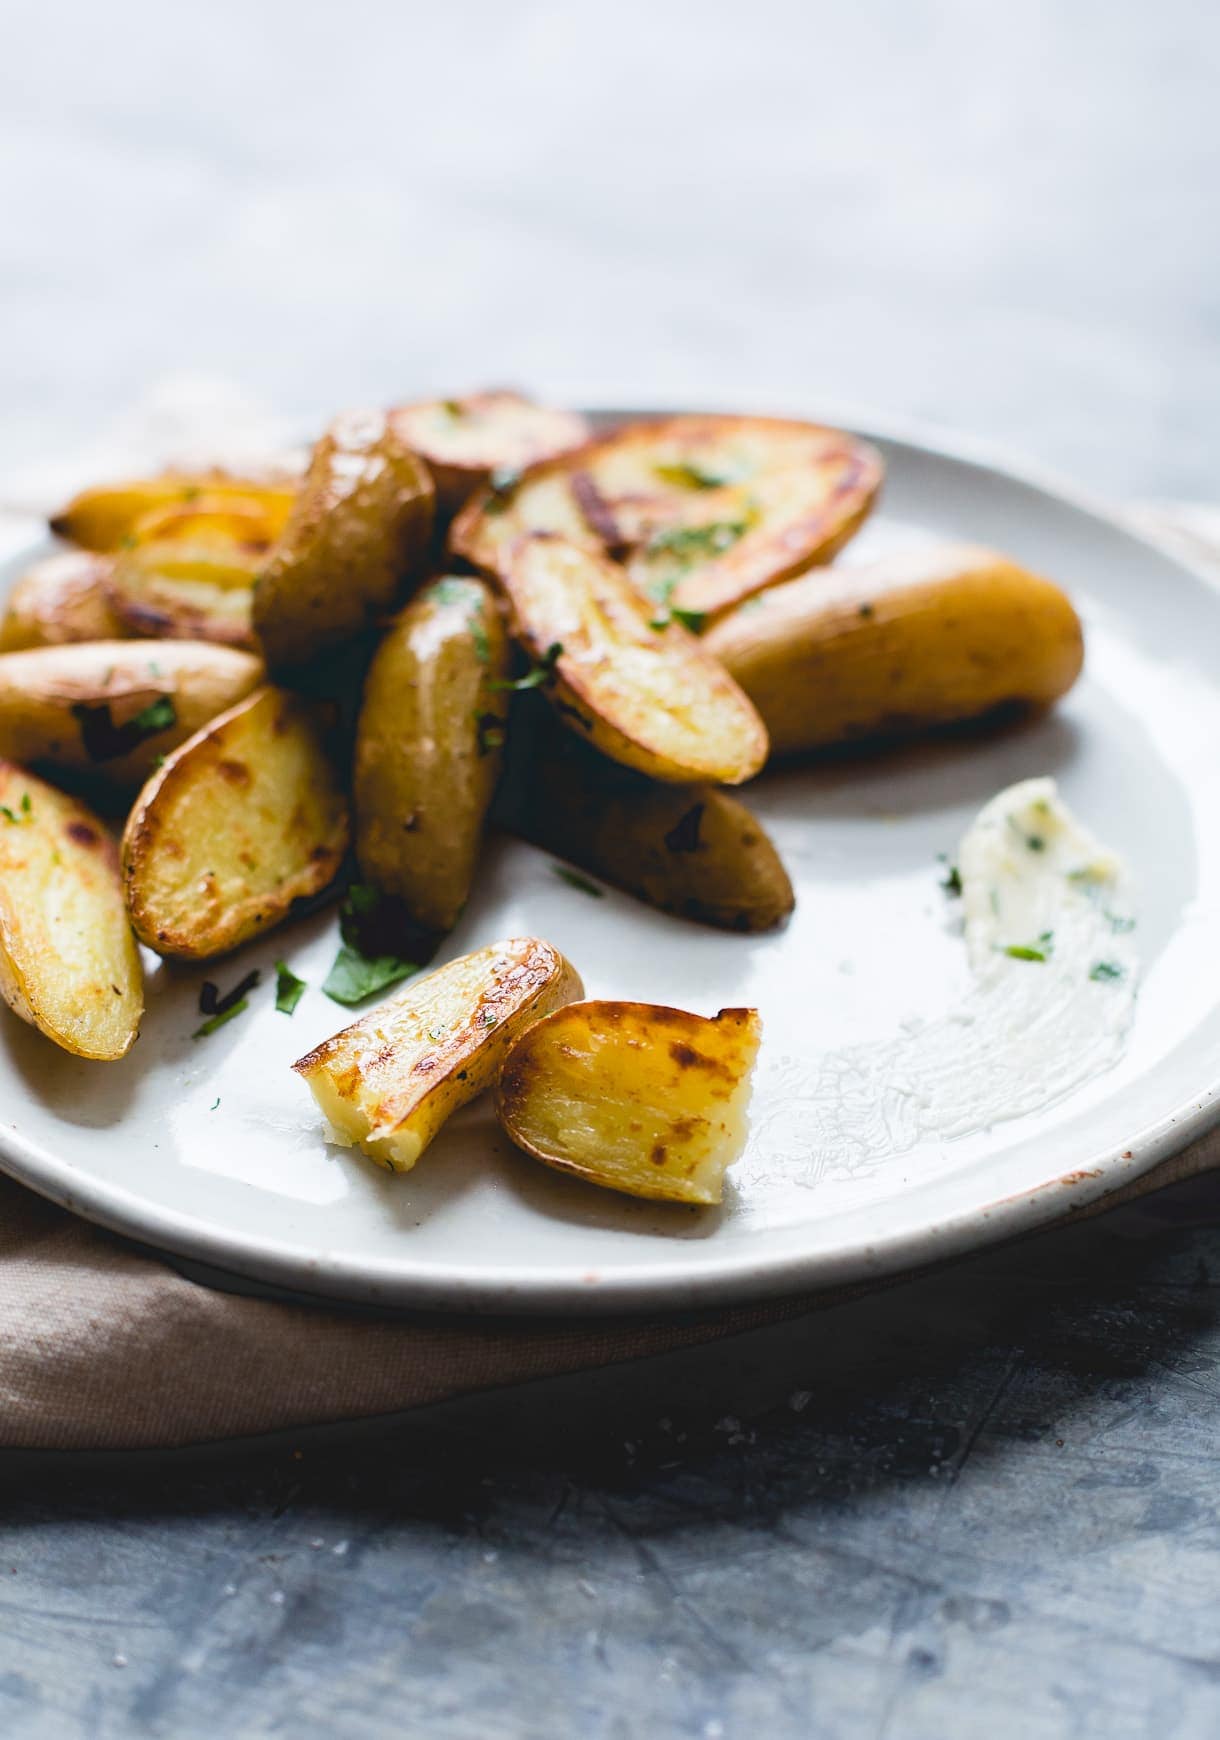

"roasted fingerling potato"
[122,685,349,960]
[703,542,1085,755]
[496,1001,761,1205]
[0,763,142,1060]
[106,542,258,648]
[49,473,298,554]
[390,392,590,519]
[294,936,583,1172]
[499,532,768,785]
[452,413,882,620]
[506,725,793,932]
[0,551,130,651]
[354,577,511,937]
[0,640,265,789]
[253,410,435,669]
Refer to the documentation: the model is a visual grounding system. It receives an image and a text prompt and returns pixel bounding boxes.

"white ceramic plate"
[1,415,1218,1314]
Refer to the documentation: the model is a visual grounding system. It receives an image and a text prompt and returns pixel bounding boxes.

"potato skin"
[0,762,142,1059]
[508,727,793,932]
[390,392,590,519]
[703,543,1085,755]
[0,551,130,651]
[354,577,510,936]
[49,474,298,554]
[122,685,349,959]
[0,640,265,789]
[253,410,435,669]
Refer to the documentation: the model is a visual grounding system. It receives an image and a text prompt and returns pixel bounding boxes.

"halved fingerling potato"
[507,726,793,932]
[49,474,299,554]
[451,414,883,620]
[253,409,435,669]
[122,685,349,959]
[0,763,142,1059]
[391,392,590,519]
[0,641,265,788]
[107,542,258,648]
[354,577,511,936]
[499,533,767,784]
[0,551,130,650]
[703,542,1085,755]
[294,937,583,1172]
[496,1002,761,1205]
[130,496,280,552]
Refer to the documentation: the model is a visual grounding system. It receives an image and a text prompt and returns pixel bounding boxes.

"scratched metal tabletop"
[2,3,1219,1736]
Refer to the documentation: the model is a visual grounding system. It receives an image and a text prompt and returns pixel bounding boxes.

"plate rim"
[1,405,1218,1315]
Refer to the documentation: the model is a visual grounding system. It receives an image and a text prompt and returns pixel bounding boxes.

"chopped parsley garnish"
[653,459,735,491]
[440,399,464,418]
[131,696,177,735]
[193,999,250,1039]
[1004,932,1054,963]
[0,792,32,825]
[644,520,750,571]
[72,694,177,762]
[482,466,522,513]
[481,1010,498,1027]
[490,642,563,692]
[1106,912,1136,934]
[469,614,491,664]
[199,968,260,1019]
[940,864,963,897]
[274,960,307,1015]
[475,712,507,756]
[323,946,417,1007]
[650,605,708,633]
[430,578,471,605]
[552,864,604,898]
[1089,960,1125,983]
[1026,835,1046,852]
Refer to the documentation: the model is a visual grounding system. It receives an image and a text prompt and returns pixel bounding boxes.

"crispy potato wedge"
[499,533,767,785]
[496,1002,761,1205]
[452,414,882,620]
[0,641,265,789]
[122,685,349,959]
[507,726,793,932]
[703,542,1085,755]
[294,937,583,1172]
[354,577,511,936]
[0,763,142,1059]
[391,391,590,519]
[253,410,435,669]
[49,474,298,554]
[0,551,130,650]
[107,542,258,648]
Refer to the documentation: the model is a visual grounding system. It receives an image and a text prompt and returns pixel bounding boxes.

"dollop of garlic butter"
[746,778,1137,1180]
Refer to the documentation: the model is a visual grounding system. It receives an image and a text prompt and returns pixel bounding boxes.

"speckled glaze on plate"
[0,413,1218,1314]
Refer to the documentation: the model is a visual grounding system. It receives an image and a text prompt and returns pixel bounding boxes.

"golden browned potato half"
[129,495,282,553]
[0,640,265,789]
[0,762,142,1059]
[391,392,590,519]
[452,414,882,621]
[253,410,435,669]
[703,542,1085,756]
[107,543,259,648]
[0,550,130,650]
[496,1001,761,1205]
[499,533,768,785]
[49,473,298,553]
[354,577,510,936]
[293,936,583,1172]
[122,685,349,959]
[509,728,793,932]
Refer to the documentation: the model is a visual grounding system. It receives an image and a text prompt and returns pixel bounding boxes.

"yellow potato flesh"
[294,937,584,1172]
[0,762,142,1059]
[49,476,298,553]
[122,685,348,959]
[108,544,258,647]
[501,533,768,785]
[496,1002,761,1205]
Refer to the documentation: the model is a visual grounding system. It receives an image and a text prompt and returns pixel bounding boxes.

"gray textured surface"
[3,1,1220,1735]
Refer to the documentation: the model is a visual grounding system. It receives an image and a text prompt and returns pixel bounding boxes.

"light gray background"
[3,3,1220,1737]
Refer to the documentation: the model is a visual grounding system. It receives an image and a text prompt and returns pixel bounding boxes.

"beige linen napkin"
[1,394,1217,1452]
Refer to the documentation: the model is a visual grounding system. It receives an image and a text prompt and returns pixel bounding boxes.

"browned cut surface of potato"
[122,685,349,959]
[0,762,142,1059]
[496,1002,761,1205]
[510,728,793,932]
[354,577,510,935]
[49,474,298,553]
[451,414,882,620]
[391,392,590,519]
[703,542,1085,755]
[0,641,265,788]
[499,533,768,785]
[253,410,435,669]
[107,543,258,648]
[294,937,583,1172]
[129,495,281,553]
[0,551,130,650]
